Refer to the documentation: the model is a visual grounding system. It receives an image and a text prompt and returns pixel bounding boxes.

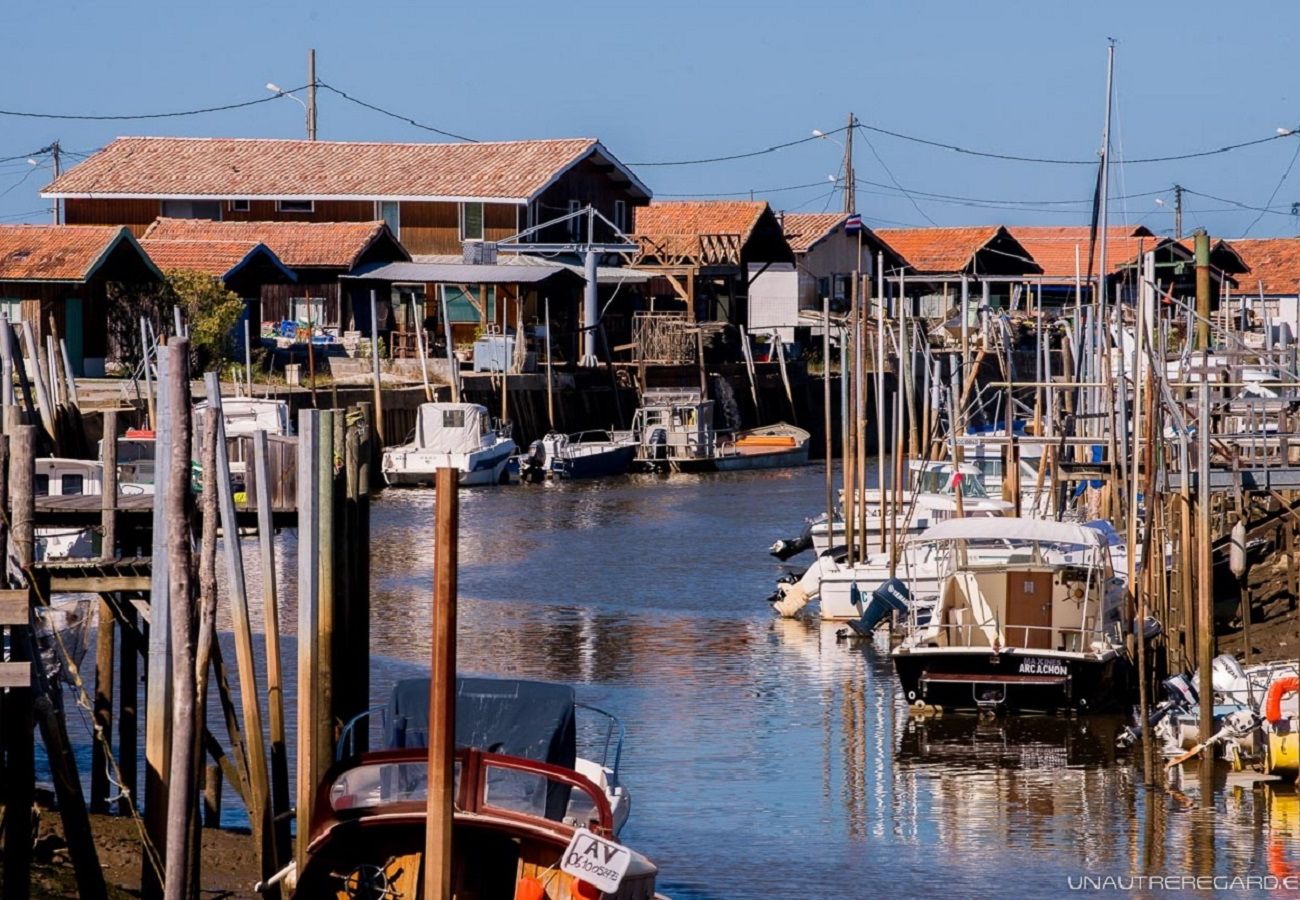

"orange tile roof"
[140,238,279,278]
[781,213,846,253]
[873,226,1006,274]
[633,200,772,258]
[0,224,134,281]
[1224,238,1300,295]
[44,136,648,203]
[141,218,403,269]
[1008,226,1167,277]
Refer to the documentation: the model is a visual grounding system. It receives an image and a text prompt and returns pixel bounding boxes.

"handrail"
[915,619,1123,651]
[576,702,626,782]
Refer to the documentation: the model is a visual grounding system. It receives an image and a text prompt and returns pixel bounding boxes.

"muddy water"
[69,466,1300,897]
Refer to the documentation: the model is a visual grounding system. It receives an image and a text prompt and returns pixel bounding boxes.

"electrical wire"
[627,125,851,167]
[857,130,937,225]
[0,145,54,164]
[316,82,477,142]
[0,87,308,121]
[855,121,1297,166]
[1180,188,1296,217]
[1240,138,1300,235]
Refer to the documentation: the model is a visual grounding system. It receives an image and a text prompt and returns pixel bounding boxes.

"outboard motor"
[645,426,669,469]
[521,439,547,483]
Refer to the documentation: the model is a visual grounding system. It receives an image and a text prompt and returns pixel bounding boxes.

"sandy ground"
[2,803,261,899]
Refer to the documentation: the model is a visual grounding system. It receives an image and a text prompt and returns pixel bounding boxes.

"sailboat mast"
[1095,42,1116,449]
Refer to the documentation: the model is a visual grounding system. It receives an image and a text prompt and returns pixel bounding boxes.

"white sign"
[560,829,632,895]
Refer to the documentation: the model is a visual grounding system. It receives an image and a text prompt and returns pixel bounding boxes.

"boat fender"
[516,876,547,900]
[1264,676,1300,724]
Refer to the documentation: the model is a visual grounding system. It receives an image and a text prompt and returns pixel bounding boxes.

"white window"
[277,199,315,213]
[614,199,627,232]
[460,202,484,241]
[0,298,21,324]
[229,199,250,213]
[291,296,326,326]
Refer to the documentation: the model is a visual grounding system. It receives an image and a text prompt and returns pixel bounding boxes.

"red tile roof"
[0,224,135,281]
[873,226,1006,274]
[44,136,649,203]
[139,238,282,279]
[1224,238,1300,295]
[141,218,404,269]
[1008,226,1167,277]
[781,213,846,253]
[633,201,771,258]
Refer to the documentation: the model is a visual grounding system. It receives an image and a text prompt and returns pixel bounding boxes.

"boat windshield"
[913,467,989,498]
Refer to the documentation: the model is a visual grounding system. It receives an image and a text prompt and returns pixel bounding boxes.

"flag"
[844,213,863,235]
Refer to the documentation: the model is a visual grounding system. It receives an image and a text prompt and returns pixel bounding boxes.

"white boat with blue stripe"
[381,402,516,487]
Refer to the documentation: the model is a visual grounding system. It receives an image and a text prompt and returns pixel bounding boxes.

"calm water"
[67,465,1300,897]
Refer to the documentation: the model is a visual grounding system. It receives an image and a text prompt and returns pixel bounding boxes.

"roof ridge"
[107,135,598,150]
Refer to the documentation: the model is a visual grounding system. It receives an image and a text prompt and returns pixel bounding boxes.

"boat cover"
[387,676,577,820]
[415,403,487,453]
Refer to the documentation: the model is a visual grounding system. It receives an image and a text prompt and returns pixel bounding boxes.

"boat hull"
[892,648,1130,714]
[559,444,638,480]
[382,442,516,487]
[671,444,809,473]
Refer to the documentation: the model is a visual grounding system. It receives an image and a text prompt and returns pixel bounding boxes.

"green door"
[65,297,84,376]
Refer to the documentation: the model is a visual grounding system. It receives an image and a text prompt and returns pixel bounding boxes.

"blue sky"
[5,0,1300,237]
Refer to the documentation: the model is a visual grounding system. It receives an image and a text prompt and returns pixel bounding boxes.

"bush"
[107,271,245,372]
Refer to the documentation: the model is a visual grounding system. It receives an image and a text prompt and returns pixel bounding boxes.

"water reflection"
[63,466,1300,896]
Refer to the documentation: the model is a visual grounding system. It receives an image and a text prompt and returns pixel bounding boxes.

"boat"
[289,676,663,899]
[617,389,808,473]
[193,396,294,487]
[891,517,1139,714]
[520,430,638,481]
[381,402,516,487]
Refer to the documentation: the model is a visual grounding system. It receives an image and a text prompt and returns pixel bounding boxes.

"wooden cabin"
[0,225,162,375]
[42,136,651,257]
[630,201,794,325]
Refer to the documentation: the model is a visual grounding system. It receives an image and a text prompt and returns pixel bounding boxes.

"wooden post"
[140,317,156,430]
[203,372,277,886]
[823,299,833,536]
[91,593,115,814]
[295,409,321,877]
[162,338,195,900]
[21,321,55,444]
[253,430,291,864]
[369,290,385,445]
[202,764,223,829]
[118,596,138,818]
[1196,355,1214,746]
[316,411,336,776]
[192,404,219,893]
[2,427,34,900]
[543,298,555,430]
[424,467,459,900]
[142,345,173,900]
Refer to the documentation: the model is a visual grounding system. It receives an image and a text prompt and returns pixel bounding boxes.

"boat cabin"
[194,397,293,437]
[411,402,498,451]
[624,389,716,462]
[34,457,103,499]
[911,518,1123,654]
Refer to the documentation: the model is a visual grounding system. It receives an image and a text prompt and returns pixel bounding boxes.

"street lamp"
[267,82,312,139]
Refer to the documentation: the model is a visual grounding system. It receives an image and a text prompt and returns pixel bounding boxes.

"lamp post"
[267,82,313,140]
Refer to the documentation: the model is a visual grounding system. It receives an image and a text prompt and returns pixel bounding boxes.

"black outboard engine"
[521,439,547,483]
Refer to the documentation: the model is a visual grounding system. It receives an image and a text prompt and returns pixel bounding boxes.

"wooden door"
[1005,570,1053,650]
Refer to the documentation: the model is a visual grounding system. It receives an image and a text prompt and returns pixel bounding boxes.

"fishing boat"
[520,430,638,481]
[289,677,662,899]
[618,389,808,473]
[891,517,1138,714]
[381,402,516,487]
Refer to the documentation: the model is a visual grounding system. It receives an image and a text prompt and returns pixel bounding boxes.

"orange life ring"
[1264,676,1299,723]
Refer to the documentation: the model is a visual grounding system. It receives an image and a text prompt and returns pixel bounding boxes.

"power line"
[0,88,307,121]
[1241,139,1300,236]
[856,130,937,225]
[627,126,851,167]
[855,121,1298,166]
[1180,188,1297,216]
[316,83,477,143]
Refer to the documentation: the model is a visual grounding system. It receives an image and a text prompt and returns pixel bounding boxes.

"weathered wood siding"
[64,199,162,235]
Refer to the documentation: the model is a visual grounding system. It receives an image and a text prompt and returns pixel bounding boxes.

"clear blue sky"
[4,0,1300,238]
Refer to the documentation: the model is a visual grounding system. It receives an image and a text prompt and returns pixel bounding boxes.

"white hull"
[382,440,516,487]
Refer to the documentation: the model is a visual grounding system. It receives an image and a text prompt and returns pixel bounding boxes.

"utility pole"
[843,112,855,215]
[307,49,318,141]
[1173,183,1184,240]
[51,141,61,225]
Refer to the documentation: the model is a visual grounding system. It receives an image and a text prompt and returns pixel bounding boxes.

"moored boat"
[521,430,638,481]
[382,402,516,487]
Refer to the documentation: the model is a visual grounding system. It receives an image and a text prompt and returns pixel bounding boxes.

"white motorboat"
[35,457,105,560]
[193,396,293,484]
[892,517,1137,714]
[381,402,516,487]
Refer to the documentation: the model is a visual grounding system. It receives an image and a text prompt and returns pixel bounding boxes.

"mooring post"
[295,409,322,878]
[252,429,291,864]
[92,409,119,812]
[162,339,196,900]
[316,410,336,775]
[204,373,277,888]
[424,467,459,900]
[2,426,34,900]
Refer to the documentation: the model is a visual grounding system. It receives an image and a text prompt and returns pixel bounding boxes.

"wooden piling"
[252,429,291,863]
[91,594,116,814]
[204,373,277,888]
[2,427,34,900]
[295,409,322,876]
[118,596,138,818]
[424,467,459,900]
[162,338,196,900]
[316,411,336,777]
[192,404,219,894]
